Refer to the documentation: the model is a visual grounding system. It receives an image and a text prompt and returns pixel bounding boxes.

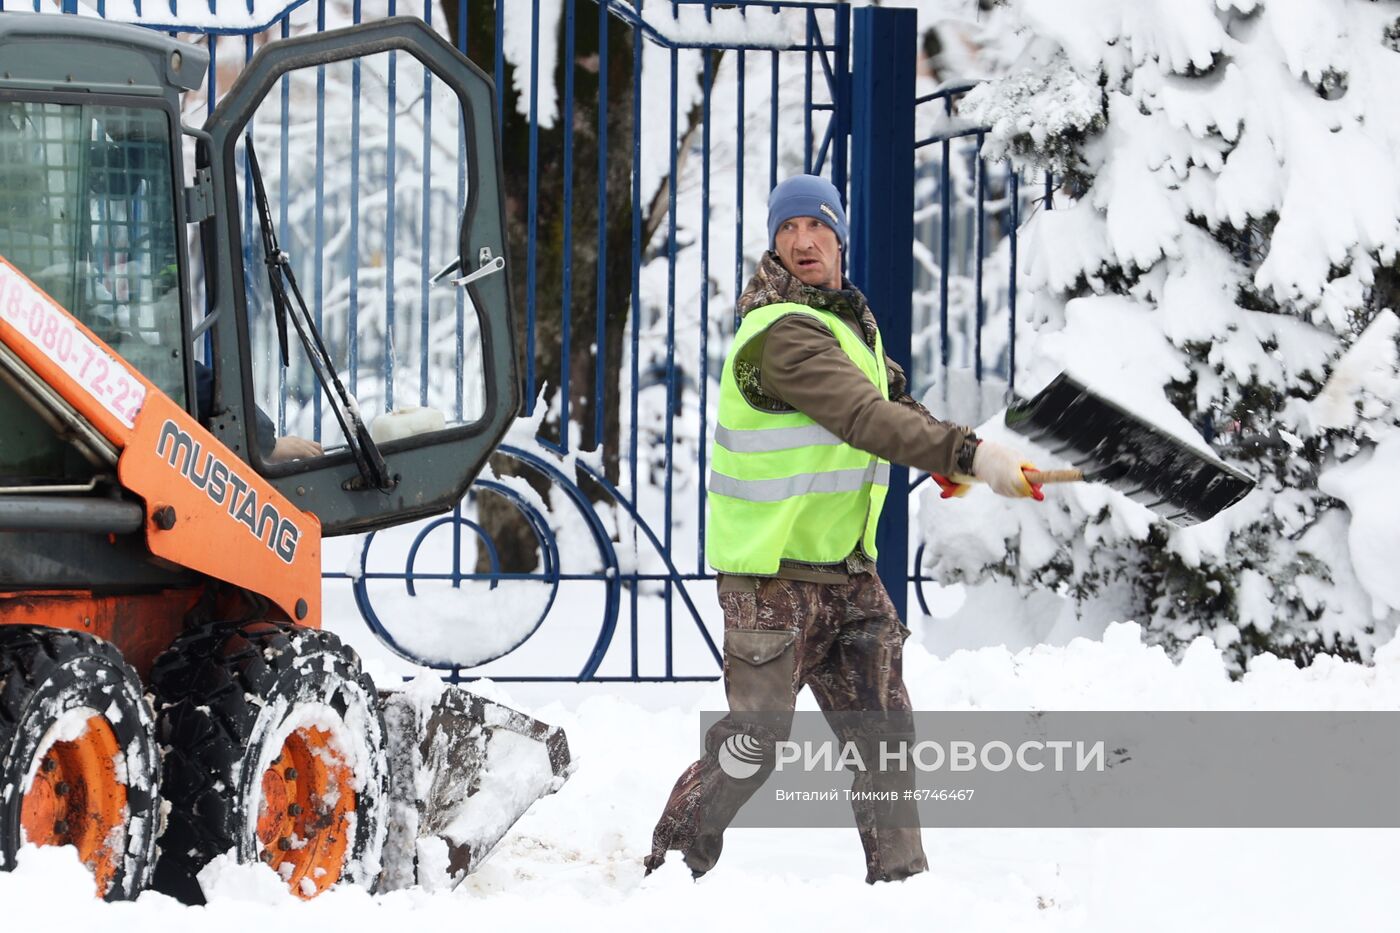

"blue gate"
[24,0,1040,682]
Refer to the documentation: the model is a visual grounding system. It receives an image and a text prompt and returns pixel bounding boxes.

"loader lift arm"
[0,256,324,628]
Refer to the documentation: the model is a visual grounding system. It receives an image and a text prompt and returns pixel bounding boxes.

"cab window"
[0,99,186,407]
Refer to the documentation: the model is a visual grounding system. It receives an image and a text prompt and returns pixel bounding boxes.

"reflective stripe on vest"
[712,422,844,453]
[709,461,890,502]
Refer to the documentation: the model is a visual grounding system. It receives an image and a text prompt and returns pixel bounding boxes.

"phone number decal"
[0,264,146,428]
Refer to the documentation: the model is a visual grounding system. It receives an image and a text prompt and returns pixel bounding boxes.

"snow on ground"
[6,621,1400,931]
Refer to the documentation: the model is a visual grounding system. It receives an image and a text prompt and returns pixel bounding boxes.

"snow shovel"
[1002,372,1255,526]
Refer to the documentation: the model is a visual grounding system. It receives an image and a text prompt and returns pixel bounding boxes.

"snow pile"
[199,850,305,905]
[1317,432,1400,617]
[436,729,555,869]
[938,0,1400,670]
[68,0,306,31]
[501,0,564,130]
[639,3,797,48]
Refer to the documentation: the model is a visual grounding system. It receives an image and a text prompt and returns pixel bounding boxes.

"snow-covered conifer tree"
[924,0,1400,671]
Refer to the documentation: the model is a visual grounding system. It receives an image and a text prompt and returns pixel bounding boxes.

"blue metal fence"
[29,0,856,681]
[906,81,1053,619]
[473,1,858,682]
[911,82,1031,395]
[24,0,1044,681]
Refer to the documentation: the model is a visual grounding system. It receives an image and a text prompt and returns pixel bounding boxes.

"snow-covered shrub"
[932,0,1400,672]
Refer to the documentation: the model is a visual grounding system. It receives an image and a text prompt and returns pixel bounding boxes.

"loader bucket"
[1004,373,1255,526]
[378,682,571,891]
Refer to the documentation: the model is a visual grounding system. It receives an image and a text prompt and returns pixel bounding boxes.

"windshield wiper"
[245,135,394,492]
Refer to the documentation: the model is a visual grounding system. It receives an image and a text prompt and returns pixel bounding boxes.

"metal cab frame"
[200,16,520,536]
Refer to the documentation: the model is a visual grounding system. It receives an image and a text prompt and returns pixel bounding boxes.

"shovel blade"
[378,683,571,892]
[1005,373,1255,526]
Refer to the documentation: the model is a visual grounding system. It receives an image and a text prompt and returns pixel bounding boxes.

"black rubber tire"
[148,620,388,904]
[0,625,161,900]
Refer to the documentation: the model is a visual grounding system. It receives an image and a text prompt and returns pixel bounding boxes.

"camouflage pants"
[644,571,927,883]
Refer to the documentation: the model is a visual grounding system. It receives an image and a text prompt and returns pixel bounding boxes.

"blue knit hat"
[767,174,848,249]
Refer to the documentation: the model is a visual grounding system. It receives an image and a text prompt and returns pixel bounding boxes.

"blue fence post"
[849,6,916,623]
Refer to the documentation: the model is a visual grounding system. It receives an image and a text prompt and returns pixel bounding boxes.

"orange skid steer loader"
[0,13,567,902]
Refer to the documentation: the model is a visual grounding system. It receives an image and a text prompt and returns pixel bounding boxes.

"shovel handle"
[1023,468,1083,485]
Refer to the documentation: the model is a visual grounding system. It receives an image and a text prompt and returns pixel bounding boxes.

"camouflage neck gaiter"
[736,251,878,348]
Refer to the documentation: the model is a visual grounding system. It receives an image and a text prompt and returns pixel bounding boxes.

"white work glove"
[971,440,1042,500]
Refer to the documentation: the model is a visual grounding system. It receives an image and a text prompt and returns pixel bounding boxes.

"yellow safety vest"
[706,302,890,575]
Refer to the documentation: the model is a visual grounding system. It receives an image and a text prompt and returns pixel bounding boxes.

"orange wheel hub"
[19,715,128,897]
[255,726,356,898]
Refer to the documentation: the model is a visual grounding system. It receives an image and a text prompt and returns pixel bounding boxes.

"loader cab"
[200,17,520,536]
[0,15,204,487]
[0,15,518,537]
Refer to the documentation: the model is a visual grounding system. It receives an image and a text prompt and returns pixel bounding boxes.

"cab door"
[200,16,519,535]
